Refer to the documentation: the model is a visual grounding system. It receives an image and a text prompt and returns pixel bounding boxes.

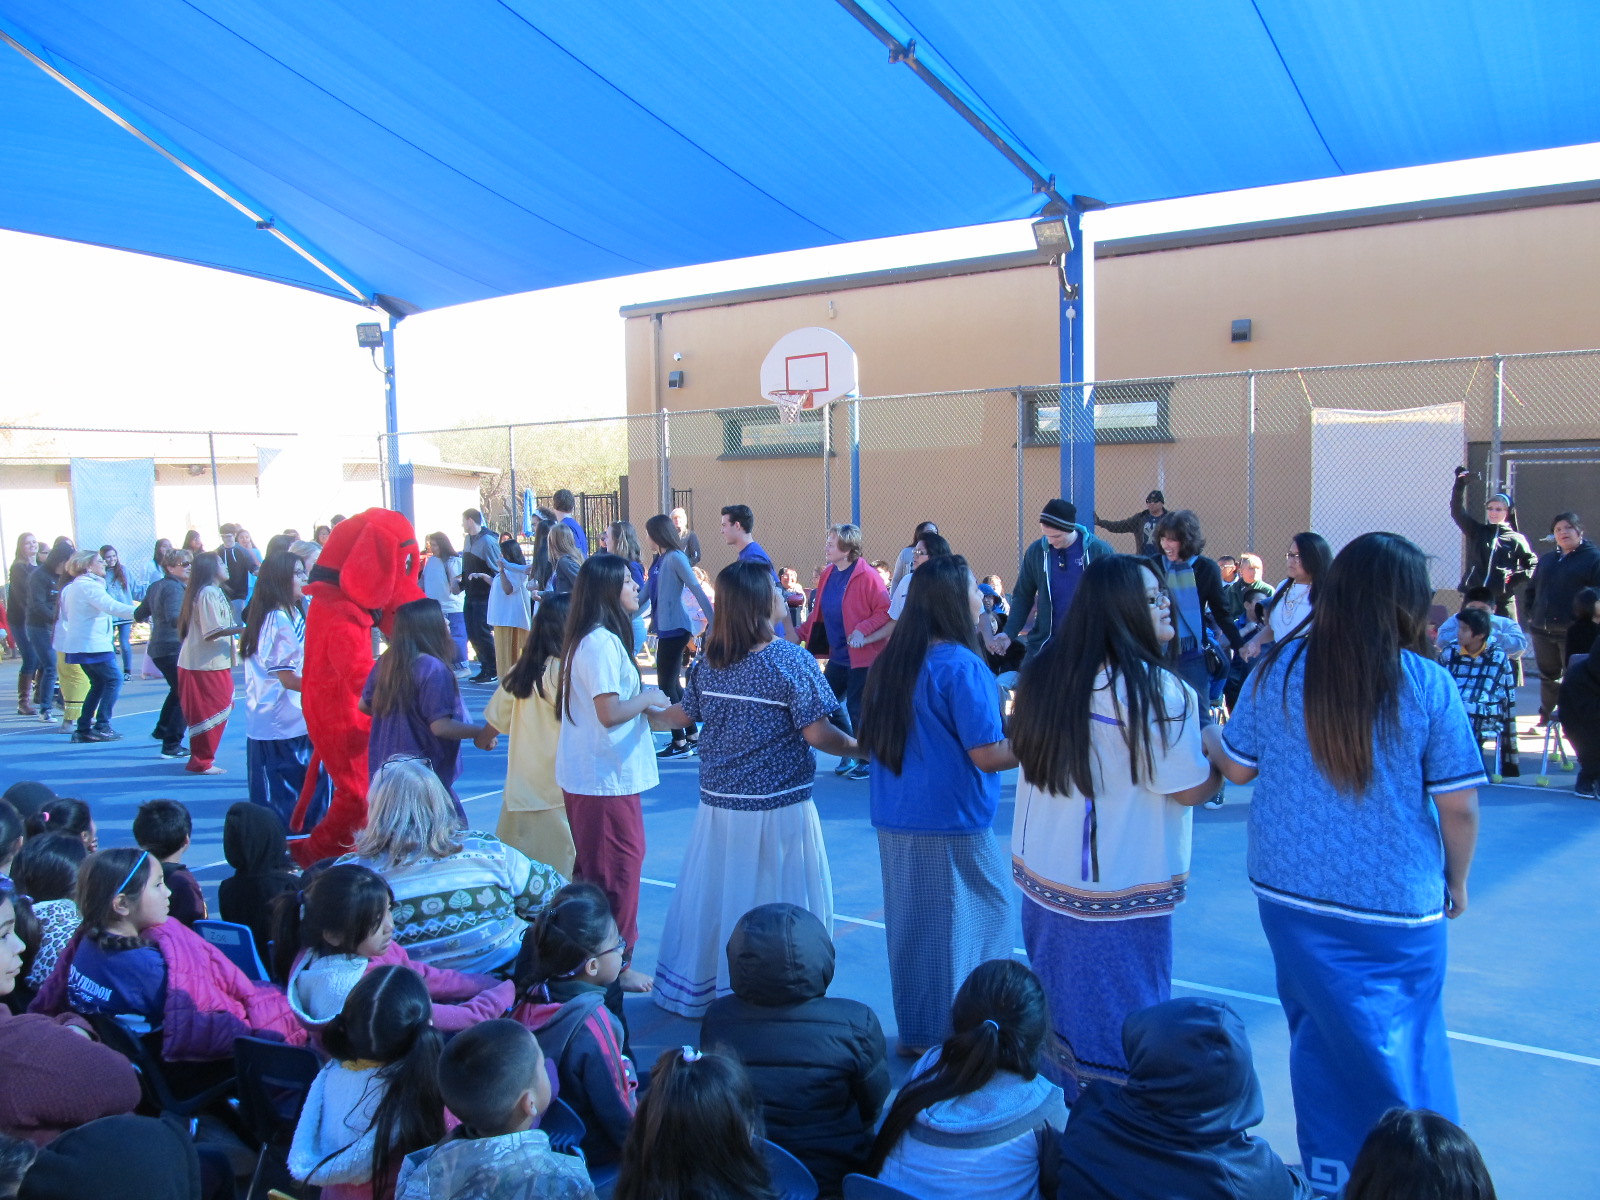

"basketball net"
[768,389,814,425]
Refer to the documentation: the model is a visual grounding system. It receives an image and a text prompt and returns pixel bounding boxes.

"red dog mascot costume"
[290,508,423,866]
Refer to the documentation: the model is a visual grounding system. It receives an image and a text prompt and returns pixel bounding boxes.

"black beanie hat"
[1040,499,1078,530]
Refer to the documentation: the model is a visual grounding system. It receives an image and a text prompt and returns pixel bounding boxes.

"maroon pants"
[562,790,645,949]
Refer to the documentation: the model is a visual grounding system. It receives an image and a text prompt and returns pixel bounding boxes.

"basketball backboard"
[759,327,859,410]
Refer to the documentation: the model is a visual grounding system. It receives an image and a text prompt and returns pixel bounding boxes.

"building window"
[1027,380,1174,446]
[718,406,827,460]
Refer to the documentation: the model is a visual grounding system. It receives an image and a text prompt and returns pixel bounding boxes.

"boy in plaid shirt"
[1442,606,1519,777]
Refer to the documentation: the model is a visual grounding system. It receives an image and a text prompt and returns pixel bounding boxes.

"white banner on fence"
[69,458,157,560]
[1310,403,1464,590]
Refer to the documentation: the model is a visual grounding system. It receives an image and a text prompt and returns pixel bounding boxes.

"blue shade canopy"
[2,1,1597,311]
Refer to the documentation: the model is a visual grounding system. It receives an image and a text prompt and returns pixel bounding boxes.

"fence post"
[1015,388,1026,573]
[507,425,518,535]
[850,398,861,526]
[1490,354,1505,491]
[208,431,221,529]
[1246,371,1257,551]
[659,408,672,515]
[822,399,832,529]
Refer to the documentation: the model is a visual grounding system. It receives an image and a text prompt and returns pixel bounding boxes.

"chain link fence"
[0,426,391,572]
[14,348,1590,609]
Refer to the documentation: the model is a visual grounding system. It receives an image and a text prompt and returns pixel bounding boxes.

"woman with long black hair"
[1229,531,1332,712]
[360,598,487,810]
[1208,532,1484,1183]
[648,560,857,1017]
[857,555,1017,1054]
[1009,555,1219,1091]
[241,552,328,826]
[177,550,243,774]
[26,537,73,725]
[9,533,40,714]
[555,553,668,994]
[888,519,939,593]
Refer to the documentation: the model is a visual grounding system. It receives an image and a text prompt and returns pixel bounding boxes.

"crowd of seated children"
[216,801,299,961]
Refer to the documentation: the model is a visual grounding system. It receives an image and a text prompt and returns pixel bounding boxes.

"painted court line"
[637,876,1599,1067]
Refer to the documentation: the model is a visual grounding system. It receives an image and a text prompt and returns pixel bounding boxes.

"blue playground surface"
[3,661,1595,1199]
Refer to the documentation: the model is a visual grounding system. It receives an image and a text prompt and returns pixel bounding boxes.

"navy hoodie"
[1057,998,1310,1200]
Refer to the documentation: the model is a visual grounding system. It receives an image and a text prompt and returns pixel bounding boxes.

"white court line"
[636,875,1600,1067]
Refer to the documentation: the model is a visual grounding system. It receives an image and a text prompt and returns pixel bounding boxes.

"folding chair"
[194,918,271,982]
[1470,712,1506,783]
[87,1012,236,1122]
[844,1175,923,1200]
[234,1036,322,1200]
[1535,714,1575,786]
[762,1139,820,1200]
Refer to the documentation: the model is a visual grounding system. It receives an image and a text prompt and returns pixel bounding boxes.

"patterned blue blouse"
[681,639,840,811]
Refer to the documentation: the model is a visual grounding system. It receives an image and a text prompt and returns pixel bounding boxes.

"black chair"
[194,918,271,983]
[87,1012,236,1121]
[844,1175,923,1200]
[538,1096,587,1157]
[234,1036,323,1200]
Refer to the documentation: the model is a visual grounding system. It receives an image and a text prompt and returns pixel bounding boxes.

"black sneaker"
[847,761,871,781]
[160,745,187,759]
[834,758,855,777]
[92,728,123,741]
[656,741,691,759]
[1576,775,1597,799]
[470,673,497,685]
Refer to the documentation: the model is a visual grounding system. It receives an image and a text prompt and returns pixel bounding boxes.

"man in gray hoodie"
[987,499,1115,663]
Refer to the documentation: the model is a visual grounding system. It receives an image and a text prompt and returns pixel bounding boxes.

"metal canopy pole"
[1059,207,1093,509]
[383,315,413,522]
[1490,354,1506,491]
[208,431,221,529]
[1246,371,1257,550]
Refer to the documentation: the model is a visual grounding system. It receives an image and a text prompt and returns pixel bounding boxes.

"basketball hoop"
[768,389,814,425]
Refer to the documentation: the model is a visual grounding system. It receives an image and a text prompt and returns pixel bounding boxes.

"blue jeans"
[444,610,468,666]
[26,624,56,711]
[113,623,132,675]
[77,657,122,732]
[14,621,40,674]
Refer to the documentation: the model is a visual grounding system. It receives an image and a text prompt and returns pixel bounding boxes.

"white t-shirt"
[244,608,308,741]
[555,627,659,797]
[1011,668,1209,920]
[486,561,531,630]
[1269,582,1312,643]
[888,572,913,620]
[421,555,464,614]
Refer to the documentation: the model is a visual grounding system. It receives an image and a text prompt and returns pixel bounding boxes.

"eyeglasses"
[595,939,626,958]
[1285,552,1301,560]
[1146,590,1171,608]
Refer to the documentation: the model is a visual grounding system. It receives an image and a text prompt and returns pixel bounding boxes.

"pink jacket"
[32,921,307,1061]
[798,557,893,669]
[287,940,514,1035]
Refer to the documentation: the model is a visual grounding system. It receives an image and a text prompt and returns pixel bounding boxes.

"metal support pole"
[382,315,413,522]
[1016,389,1027,572]
[208,431,221,530]
[1490,354,1505,492]
[822,401,833,529]
[850,398,861,526]
[659,408,672,515]
[507,425,518,535]
[1246,371,1257,551]
[1058,206,1094,510]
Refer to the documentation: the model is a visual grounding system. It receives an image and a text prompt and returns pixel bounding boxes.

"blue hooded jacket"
[1057,998,1311,1200]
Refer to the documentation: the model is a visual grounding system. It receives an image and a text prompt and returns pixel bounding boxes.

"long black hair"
[268,863,394,983]
[1011,555,1185,799]
[857,555,982,775]
[239,551,305,660]
[321,965,447,1200]
[504,593,569,701]
[906,520,938,549]
[23,796,92,844]
[614,1048,777,1200]
[644,513,681,555]
[512,882,615,1002]
[98,545,130,593]
[704,561,775,670]
[559,554,636,720]
[368,598,457,718]
[178,551,224,639]
[1345,1108,1497,1200]
[1256,532,1434,793]
[12,832,88,903]
[867,959,1050,1174]
[1288,530,1333,602]
[76,847,159,952]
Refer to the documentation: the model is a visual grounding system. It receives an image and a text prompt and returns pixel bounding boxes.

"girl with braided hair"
[511,882,637,1166]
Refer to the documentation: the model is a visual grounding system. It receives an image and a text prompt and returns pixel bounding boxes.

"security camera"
[673,352,683,361]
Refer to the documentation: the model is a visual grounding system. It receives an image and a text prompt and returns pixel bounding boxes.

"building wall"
[1095,198,1600,378]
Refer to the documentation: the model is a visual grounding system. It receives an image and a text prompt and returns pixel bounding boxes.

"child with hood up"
[217,802,300,963]
[1056,997,1311,1200]
[701,904,888,1195]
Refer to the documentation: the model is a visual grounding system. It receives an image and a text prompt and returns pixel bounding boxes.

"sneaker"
[1500,760,1520,778]
[37,708,53,723]
[70,731,102,743]
[160,745,187,759]
[656,741,691,759]
[92,728,122,742]
[1205,791,1225,808]
[123,672,132,682]
[834,758,855,777]
[847,761,871,781]
[470,673,497,685]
